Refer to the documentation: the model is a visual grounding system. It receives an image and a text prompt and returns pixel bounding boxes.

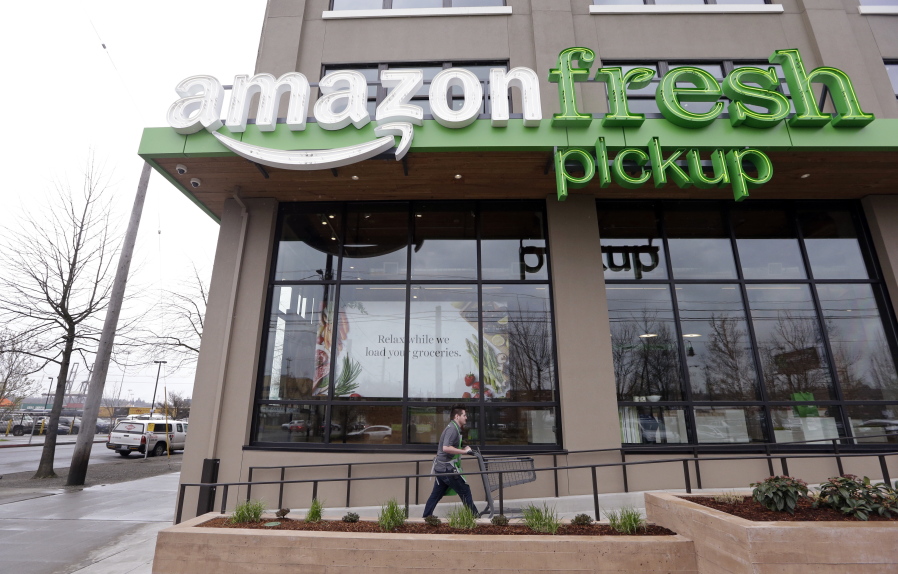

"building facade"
[138,0,898,519]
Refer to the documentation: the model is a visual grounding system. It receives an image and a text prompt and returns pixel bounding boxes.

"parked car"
[59,417,82,435]
[282,419,306,431]
[95,420,111,434]
[346,425,393,442]
[1,414,35,436]
[106,419,188,457]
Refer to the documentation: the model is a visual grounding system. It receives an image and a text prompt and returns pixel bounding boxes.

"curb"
[0,438,107,449]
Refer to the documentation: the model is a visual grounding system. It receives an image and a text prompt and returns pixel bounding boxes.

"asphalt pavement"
[0,471,179,574]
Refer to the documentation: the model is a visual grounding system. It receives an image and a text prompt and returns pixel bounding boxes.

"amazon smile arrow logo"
[211,121,414,171]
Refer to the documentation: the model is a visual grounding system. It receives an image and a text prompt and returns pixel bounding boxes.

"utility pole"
[67,162,151,486]
[150,360,167,414]
[44,377,53,409]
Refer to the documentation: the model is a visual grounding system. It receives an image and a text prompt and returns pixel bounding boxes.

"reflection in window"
[482,285,556,402]
[276,205,341,281]
[770,405,840,444]
[666,206,737,279]
[254,404,326,444]
[747,284,835,401]
[598,205,666,280]
[407,285,479,400]
[607,286,684,401]
[261,285,333,401]
[411,203,477,280]
[620,406,688,445]
[333,286,407,400]
[846,405,898,444]
[694,407,766,444]
[480,202,548,280]
[483,406,556,445]
[817,284,898,401]
[677,284,760,401]
[342,204,409,281]
[331,405,402,445]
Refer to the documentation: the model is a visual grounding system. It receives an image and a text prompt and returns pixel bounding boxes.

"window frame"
[330,1,507,10]
[250,200,562,453]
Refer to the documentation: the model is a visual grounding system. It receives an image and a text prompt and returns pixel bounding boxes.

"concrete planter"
[152,513,697,574]
[645,492,898,574]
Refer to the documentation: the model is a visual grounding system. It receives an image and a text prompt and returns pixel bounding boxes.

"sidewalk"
[0,472,179,574]
[0,435,107,448]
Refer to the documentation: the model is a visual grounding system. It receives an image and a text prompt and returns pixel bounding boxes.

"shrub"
[424,515,441,527]
[342,512,359,523]
[712,491,743,505]
[378,498,406,531]
[522,502,561,534]
[815,475,898,521]
[606,506,645,534]
[229,499,266,524]
[490,514,509,526]
[305,498,324,523]
[571,513,594,526]
[447,505,477,530]
[750,476,809,515]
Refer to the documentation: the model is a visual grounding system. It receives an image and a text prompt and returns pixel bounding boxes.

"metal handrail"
[178,441,898,525]
[245,431,898,503]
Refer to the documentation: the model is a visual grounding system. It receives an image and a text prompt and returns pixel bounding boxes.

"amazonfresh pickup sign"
[166,48,873,201]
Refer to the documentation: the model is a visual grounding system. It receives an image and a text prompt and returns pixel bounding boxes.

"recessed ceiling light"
[328,214,335,219]
[454,174,462,179]
[415,214,422,218]
[682,334,702,338]
[639,334,658,338]
[800,173,810,179]
[351,175,359,180]
[321,221,327,225]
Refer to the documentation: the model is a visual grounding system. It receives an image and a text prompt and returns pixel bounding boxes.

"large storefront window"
[600,201,898,447]
[253,201,558,450]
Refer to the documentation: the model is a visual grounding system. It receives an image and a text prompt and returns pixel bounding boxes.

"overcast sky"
[0,1,267,403]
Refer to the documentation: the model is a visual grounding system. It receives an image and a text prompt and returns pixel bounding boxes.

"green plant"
[305,498,324,523]
[571,513,594,526]
[522,502,561,534]
[447,505,477,530]
[712,491,744,505]
[606,506,645,534]
[229,499,266,524]
[815,475,898,521]
[490,514,509,526]
[424,515,441,526]
[378,498,406,531]
[342,512,359,523]
[750,475,809,515]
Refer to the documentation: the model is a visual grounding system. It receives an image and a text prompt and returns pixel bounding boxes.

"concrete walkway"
[0,472,179,574]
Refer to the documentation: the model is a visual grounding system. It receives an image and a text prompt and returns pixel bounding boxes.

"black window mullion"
[324,205,349,443]
[475,201,485,447]
[401,205,414,445]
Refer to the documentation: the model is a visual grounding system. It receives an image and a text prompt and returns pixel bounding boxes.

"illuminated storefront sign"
[165,48,873,200]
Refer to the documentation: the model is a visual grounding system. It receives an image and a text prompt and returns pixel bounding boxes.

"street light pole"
[44,377,54,409]
[151,360,167,414]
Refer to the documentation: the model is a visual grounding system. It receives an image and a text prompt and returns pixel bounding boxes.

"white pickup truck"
[106,419,188,457]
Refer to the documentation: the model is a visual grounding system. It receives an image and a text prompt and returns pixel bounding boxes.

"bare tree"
[142,265,208,371]
[0,161,120,478]
[0,331,39,416]
[156,390,191,420]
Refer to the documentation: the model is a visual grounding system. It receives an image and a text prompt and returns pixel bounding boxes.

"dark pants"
[422,472,478,517]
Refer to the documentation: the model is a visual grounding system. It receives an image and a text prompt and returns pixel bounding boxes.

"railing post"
[692,448,702,490]
[591,466,600,521]
[405,477,410,518]
[764,445,775,477]
[499,472,504,517]
[312,481,318,503]
[880,455,892,487]
[247,468,254,501]
[220,484,229,514]
[620,451,629,493]
[278,468,286,509]
[553,454,559,498]
[780,456,789,476]
[176,484,186,525]
[346,464,352,508]
[682,460,692,494]
[415,461,420,505]
[832,439,844,476]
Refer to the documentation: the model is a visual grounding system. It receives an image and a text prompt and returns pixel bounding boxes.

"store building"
[138,0,898,519]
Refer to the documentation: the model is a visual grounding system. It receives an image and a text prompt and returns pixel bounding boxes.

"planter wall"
[645,492,898,574]
[152,513,697,574]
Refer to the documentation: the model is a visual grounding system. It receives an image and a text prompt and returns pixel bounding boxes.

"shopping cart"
[470,449,536,518]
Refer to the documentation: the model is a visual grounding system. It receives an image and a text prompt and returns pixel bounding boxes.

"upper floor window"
[331,1,505,9]
[887,62,898,99]
[322,61,508,119]
[859,0,898,4]
[600,60,791,118]
[593,0,768,4]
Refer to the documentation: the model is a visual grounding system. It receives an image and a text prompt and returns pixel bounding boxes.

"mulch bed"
[198,517,675,536]
[684,496,898,522]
